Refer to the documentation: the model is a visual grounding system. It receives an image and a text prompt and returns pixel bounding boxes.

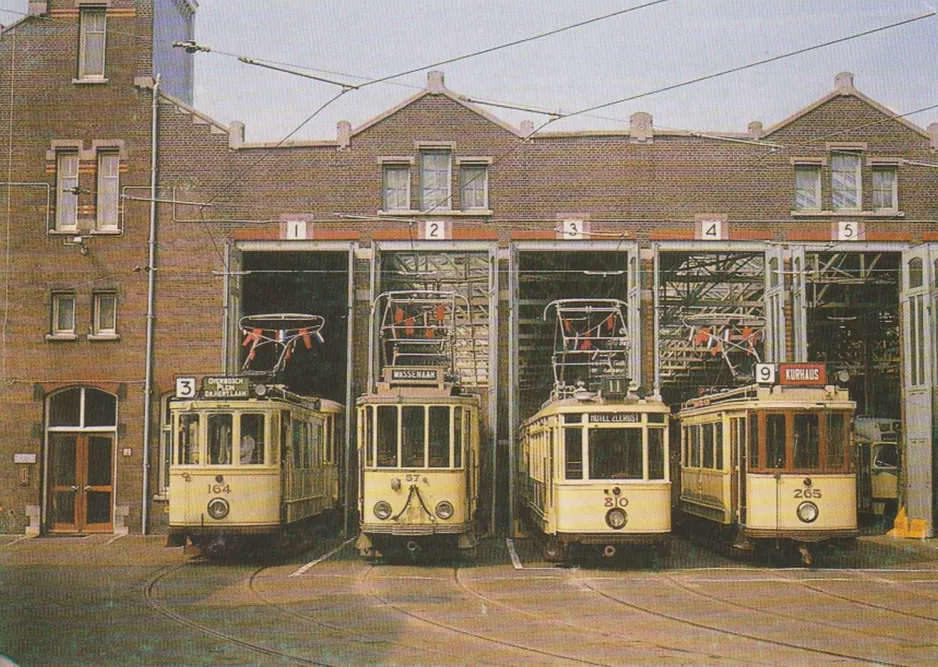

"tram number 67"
[208,484,231,494]
[604,497,629,507]
[793,489,822,499]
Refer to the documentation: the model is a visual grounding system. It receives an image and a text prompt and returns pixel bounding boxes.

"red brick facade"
[1,0,936,535]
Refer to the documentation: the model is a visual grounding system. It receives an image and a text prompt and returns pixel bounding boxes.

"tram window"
[702,423,714,468]
[176,413,200,464]
[826,413,846,467]
[748,416,758,468]
[793,414,819,469]
[402,406,425,467]
[766,414,786,469]
[364,406,374,467]
[873,444,898,469]
[207,414,233,465]
[648,428,665,480]
[240,413,265,465]
[324,416,333,464]
[453,407,463,468]
[714,422,723,470]
[428,406,450,467]
[589,428,643,480]
[648,413,666,424]
[690,425,701,468]
[565,428,583,479]
[377,406,398,467]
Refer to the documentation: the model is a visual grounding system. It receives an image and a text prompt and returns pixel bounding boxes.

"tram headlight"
[435,501,454,520]
[373,501,392,520]
[796,501,819,524]
[207,498,229,520]
[605,508,627,530]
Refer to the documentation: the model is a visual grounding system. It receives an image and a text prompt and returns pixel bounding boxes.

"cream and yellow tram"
[166,378,343,555]
[518,299,671,562]
[355,290,481,559]
[677,375,858,564]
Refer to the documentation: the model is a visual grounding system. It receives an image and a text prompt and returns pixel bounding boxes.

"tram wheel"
[544,536,566,562]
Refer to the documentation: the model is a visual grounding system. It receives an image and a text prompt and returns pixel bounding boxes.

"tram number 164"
[208,484,231,494]
[604,497,629,508]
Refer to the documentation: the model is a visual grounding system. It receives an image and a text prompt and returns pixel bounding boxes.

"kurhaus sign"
[778,363,826,386]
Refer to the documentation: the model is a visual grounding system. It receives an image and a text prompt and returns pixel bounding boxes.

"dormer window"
[78,7,107,80]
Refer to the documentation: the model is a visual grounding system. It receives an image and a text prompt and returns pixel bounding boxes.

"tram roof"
[678,383,854,414]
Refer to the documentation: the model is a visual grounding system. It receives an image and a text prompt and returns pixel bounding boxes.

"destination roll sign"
[588,413,641,423]
[201,376,250,398]
[778,363,827,387]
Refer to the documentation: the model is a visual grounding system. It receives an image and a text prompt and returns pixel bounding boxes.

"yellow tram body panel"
[169,468,281,529]
[551,483,671,536]
[745,474,857,538]
[361,469,471,535]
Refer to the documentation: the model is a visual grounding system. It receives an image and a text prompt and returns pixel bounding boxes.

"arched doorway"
[46,387,117,534]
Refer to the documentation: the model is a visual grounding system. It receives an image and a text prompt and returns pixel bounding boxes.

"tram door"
[48,434,114,533]
[900,246,937,536]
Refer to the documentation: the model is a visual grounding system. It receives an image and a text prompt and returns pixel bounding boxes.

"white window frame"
[50,291,77,339]
[871,164,898,212]
[382,163,411,211]
[78,7,107,80]
[793,164,821,211]
[91,290,118,339]
[55,152,79,232]
[420,150,452,212]
[459,162,489,211]
[831,151,862,211]
[96,151,120,231]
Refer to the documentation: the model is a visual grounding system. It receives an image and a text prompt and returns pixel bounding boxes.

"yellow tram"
[356,291,481,559]
[855,417,900,522]
[167,314,343,556]
[518,299,671,562]
[677,368,858,564]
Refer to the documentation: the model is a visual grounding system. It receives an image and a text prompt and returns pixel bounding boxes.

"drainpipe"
[142,74,161,534]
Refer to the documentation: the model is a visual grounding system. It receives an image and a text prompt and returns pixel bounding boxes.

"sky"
[1,1,936,142]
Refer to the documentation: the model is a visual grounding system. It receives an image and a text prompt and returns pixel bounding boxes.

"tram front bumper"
[361,521,471,536]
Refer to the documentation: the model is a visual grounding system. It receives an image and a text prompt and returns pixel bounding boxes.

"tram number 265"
[208,484,231,494]
[793,489,822,499]
[604,497,629,508]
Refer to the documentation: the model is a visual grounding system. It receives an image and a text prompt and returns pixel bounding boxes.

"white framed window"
[872,165,898,212]
[92,290,117,337]
[831,152,861,211]
[459,163,488,211]
[78,7,107,80]
[794,164,821,211]
[51,291,76,337]
[96,152,120,230]
[55,152,79,231]
[382,164,410,211]
[158,392,173,497]
[420,151,451,212]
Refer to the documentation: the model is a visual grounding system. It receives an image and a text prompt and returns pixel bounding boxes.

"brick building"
[1,0,937,537]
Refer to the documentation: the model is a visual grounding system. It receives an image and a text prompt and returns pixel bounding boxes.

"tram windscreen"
[565,428,582,479]
[176,414,200,464]
[873,444,898,469]
[376,406,398,467]
[648,428,665,479]
[826,413,846,467]
[453,408,463,468]
[240,413,264,465]
[207,414,233,465]
[766,414,786,469]
[793,414,819,468]
[428,406,449,467]
[589,428,643,480]
[402,406,425,467]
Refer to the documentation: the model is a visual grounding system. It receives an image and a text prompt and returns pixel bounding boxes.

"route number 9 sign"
[754,363,776,385]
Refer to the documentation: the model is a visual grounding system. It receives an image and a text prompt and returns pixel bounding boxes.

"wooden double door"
[48,433,114,533]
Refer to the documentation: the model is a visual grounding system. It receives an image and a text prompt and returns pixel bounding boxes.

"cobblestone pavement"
[1,532,937,665]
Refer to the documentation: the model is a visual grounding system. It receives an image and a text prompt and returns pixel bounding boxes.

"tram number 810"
[793,488,822,499]
[604,497,630,508]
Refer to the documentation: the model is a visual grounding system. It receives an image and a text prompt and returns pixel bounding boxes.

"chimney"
[228,121,244,149]
[835,72,855,93]
[28,1,47,15]
[337,120,351,150]
[427,70,445,93]
[630,112,653,143]
[748,121,763,140]
[929,122,938,151]
[520,120,535,137]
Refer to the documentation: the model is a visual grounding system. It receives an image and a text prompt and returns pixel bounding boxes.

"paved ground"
[1,532,937,666]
